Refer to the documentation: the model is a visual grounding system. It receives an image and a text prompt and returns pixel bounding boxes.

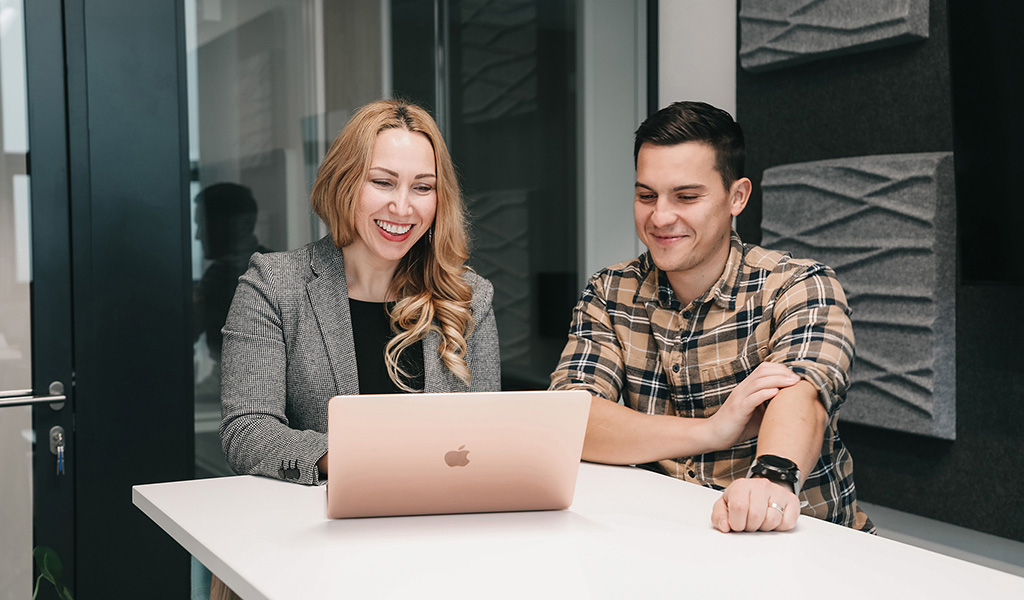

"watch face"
[757,454,797,470]
[751,455,801,495]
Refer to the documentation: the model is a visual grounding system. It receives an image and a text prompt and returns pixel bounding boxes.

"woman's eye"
[372,179,393,187]
[414,184,434,193]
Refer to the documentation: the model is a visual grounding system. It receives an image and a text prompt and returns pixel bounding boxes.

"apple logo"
[444,445,470,467]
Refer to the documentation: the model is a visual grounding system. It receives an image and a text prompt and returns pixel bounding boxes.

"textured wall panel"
[459,0,537,124]
[464,189,531,370]
[739,0,929,72]
[760,152,955,439]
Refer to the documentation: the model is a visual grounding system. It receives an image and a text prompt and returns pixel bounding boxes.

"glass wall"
[0,0,34,595]
[187,0,389,477]
[448,0,578,389]
[186,0,581,477]
[392,0,580,388]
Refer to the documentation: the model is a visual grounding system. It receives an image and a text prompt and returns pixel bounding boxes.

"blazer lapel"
[423,330,467,393]
[306,237,360,396]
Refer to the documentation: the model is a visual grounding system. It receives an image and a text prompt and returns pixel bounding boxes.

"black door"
[1,1,194,597]
[0,0,75,597]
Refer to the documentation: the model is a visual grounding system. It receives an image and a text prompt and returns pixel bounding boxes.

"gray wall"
[736,0,1024,542]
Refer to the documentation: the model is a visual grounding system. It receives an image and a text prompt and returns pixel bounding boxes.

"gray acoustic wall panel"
[459,0,538,124]
[760,152,955,439]
[739,0,929,72]
[464,189,531,372]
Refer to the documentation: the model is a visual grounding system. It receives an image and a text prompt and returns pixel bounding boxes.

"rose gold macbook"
[326,390,591,518]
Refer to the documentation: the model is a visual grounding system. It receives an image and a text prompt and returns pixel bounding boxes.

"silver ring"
[769,501,785,515]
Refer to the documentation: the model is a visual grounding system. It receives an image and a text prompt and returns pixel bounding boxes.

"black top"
[348,298,425,394]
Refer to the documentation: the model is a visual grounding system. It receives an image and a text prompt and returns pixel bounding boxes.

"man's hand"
[710,477,800,532]
[707,362,800,449]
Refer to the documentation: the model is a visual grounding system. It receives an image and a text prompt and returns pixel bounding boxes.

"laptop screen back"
[326,390,590,518]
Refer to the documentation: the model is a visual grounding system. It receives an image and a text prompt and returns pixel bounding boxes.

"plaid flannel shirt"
[551,231,873,531]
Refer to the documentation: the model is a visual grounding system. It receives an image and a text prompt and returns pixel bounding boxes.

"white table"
[133,463,1024,599]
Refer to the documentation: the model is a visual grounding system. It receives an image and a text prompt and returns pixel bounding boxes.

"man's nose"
[650,196,675,227]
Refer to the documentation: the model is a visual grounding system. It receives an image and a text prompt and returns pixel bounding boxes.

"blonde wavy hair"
[310,99,474,391]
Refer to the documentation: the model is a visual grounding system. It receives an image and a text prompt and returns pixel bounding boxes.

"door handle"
[0,381,67,408]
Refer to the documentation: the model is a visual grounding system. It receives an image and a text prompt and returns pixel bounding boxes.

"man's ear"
[729,177,752,217]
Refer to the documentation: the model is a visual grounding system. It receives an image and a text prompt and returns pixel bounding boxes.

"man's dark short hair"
[633,101,745,189]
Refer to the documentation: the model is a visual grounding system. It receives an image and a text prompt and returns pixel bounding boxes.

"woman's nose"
[390,189,413,216]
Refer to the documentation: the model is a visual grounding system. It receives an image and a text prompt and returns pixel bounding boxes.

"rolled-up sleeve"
[549,278,625,401]
[767,265,855,416]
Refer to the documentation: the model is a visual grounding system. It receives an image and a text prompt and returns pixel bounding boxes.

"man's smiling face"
[634,141,748,296]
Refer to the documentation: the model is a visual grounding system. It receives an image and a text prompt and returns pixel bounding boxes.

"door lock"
[49,425,65,475]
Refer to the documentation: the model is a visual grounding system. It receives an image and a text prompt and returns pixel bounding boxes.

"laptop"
[326,390,591,518]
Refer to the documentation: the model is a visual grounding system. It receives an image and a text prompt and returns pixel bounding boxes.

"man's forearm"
[581,395,722,464]
[754,380,827,479]
[581,362,802,465]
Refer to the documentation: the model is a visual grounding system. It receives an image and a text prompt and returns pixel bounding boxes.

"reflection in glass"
[0,0,33,597]
[192,183,272,476]
[193,183,271,364]
[187,0,388,477]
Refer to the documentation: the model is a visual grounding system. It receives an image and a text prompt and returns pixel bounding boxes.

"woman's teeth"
[375,220,412,235]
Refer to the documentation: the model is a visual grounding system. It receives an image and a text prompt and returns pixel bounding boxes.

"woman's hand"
[706,362,800,449]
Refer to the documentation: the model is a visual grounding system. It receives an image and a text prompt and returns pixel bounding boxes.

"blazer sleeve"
[219,253,328,485]
[465,274,501,391]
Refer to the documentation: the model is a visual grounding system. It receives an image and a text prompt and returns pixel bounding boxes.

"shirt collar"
[634,230,745,311]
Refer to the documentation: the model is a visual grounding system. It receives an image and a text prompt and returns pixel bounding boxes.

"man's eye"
[636,193,656,203]
[678,195,698,202]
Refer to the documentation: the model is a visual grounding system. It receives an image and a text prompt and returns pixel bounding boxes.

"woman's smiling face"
[348,127,437,269]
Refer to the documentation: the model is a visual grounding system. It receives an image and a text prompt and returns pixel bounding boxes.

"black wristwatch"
[747,454,802,495]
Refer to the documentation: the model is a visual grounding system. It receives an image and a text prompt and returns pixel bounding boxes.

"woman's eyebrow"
[368,166,435,180]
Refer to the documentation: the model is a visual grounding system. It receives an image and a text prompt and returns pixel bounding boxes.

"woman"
[219,99,501,486]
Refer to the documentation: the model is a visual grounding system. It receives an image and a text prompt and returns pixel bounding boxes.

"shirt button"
[683,310,692,319]
[672,364,680,373]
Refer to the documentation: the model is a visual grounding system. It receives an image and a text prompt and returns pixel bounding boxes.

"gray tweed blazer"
[220,235,501,485]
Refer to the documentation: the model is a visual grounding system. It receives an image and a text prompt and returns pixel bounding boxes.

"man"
[550,101,872,532]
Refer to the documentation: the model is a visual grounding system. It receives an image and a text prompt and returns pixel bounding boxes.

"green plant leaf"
[34,547,57,586]
[43,550,63,582]
[32,546,73,600]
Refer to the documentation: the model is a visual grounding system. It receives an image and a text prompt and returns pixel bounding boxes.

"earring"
[428,228,433,244]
